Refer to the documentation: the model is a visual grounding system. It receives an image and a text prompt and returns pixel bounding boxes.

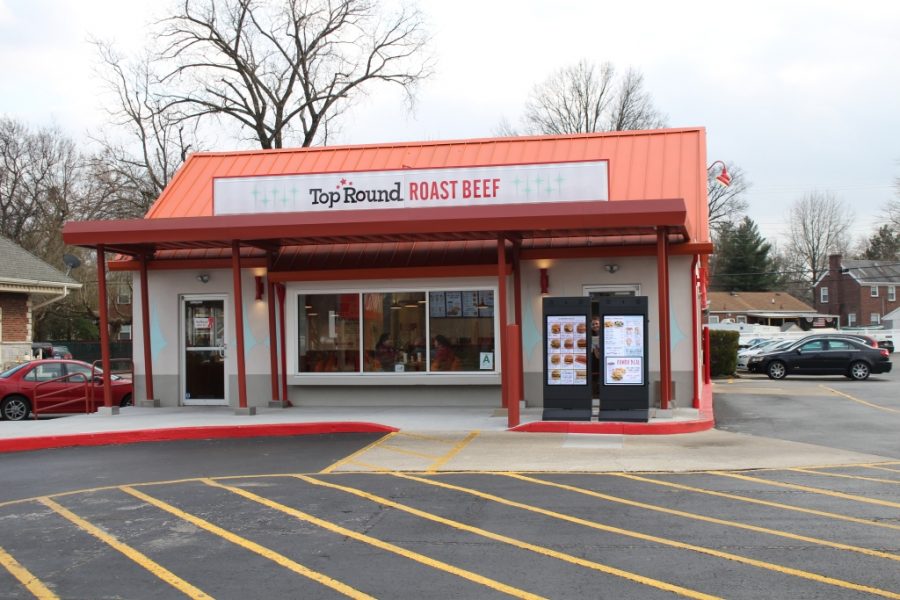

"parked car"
[0,360,132,421]
[747,336,892,380]
[31,343,73,359]
[736,339,794,370]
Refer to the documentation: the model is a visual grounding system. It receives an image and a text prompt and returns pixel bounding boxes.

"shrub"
[709,329,739,376]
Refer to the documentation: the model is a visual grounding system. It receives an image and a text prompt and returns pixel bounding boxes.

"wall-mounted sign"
[213,161,609,215]
[194,316,213,330]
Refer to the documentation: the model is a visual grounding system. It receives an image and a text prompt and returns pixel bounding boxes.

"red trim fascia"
[63,200,688,248]
[519,242,713,261]
[269,264,511,283]
[110,258,269,272]
[0,422,398,453]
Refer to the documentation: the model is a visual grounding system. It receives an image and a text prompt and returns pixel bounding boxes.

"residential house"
[706,291,834,329]
[814,254,900,328]
[0,236,82,367]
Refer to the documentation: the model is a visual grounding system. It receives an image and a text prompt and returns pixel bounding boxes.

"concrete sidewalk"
[0,405,891,471]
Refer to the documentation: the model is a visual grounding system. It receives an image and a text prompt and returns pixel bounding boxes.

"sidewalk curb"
[0,422,398,453]
[509,416,714,435]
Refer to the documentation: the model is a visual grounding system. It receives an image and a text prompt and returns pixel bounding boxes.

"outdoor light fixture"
[708,160,731,187]
[604,264,620,274]
[196,273,210,284]
[254,275,265,301]
[539,268,549,295]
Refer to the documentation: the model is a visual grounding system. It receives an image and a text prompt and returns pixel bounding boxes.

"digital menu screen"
[546,315,588,386]
[603,315,644,385]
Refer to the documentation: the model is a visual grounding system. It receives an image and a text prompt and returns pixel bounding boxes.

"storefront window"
[295,288,496,375]
[428,290,495,372]
[297,294,360,372]
[362,292,427,372]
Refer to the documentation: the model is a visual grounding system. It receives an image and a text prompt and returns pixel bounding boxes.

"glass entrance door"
[182,297,227,405]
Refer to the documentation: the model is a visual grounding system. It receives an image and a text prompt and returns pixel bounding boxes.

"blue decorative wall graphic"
[522,297,541,362]
[149,303,167,361]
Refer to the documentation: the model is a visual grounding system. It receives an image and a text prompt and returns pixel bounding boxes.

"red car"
[0,360,133,421]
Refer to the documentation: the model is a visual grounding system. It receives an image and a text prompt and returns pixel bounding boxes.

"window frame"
[889,286,896,302]
[820,286,829,303]
[708,315,720,324]
[870,285,879,298]
[870,313,881,326]
[847,312,856,327]
[289,283,501,384]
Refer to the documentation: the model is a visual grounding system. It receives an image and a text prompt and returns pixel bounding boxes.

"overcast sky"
[2,0,898,247]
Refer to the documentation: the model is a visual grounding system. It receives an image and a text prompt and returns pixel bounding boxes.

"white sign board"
[213,161,609,215]
[603,315,644,385]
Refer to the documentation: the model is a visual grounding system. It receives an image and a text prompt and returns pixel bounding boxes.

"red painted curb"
[0,422,398,453]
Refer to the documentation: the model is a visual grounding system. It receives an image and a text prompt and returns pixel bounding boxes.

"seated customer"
[431,334,461,371]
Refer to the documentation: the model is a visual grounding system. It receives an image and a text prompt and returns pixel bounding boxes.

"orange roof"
[146,128,709,243]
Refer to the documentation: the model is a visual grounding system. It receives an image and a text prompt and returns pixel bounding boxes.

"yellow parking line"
[863,465,900,474]
[38,497,211,599]
[389,473,900,599]
[203,478,544,599]
[298,475,720,600]
[378,444,444,460]
[819,385,900,413]
[612,473,900,532]
[395,431,458,444]
[502,473,900,562]
[710,472,900,509]
[427,431,480,473]
[320,431,398,474]
[0,545,59,600]
[120,486,374,599]
[788,468,900,485]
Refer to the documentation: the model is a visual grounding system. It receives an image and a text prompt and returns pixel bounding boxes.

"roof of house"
[707,291,815,314]
[63,128,713,261]
[840,259,900,285]
[0,236,80,290]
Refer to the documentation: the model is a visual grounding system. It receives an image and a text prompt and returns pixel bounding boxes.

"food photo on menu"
[546,315,589,386]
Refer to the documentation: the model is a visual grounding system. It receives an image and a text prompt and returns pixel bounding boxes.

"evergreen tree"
[861,225,900,260]
[711,217,780,291]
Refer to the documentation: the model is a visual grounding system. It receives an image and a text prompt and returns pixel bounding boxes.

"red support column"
[231,240,249,411]
[506,324,521,428]
[703,326,712,384]
[656,228,672,409]
[277,283,290,406]
[512,241,524,404]
[139,254,155,403]
[691,254,700,409]
[96,245,113,409]
[497,236,509,409]
[267,269,279,404]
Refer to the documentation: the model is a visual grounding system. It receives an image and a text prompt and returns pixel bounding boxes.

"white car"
[736,339,792,370]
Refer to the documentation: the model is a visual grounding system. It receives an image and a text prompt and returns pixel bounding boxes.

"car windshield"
[0,362,31,378]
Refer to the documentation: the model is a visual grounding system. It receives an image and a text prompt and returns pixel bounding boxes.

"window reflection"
[298,294,360,372]
[363,292,426,372]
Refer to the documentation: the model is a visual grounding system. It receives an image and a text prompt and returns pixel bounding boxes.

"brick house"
[0,236,81,367]
[814,254,900,328]
[706,291,834,329]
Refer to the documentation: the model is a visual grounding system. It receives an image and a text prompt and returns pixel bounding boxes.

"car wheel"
[849,361,870,381]
[766,361,787,380]
[1,396,31,421]
[120,394,133,408]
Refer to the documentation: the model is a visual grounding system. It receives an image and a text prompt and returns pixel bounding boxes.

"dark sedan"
[747,336,892,380]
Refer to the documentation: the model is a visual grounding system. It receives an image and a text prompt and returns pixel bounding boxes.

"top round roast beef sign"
[212,161,609,215]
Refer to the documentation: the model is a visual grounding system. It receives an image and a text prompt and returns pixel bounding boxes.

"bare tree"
[707,161,749,235]
[786,191,854,292]
[91,41,198,216]
[885,175,900,230]
[510,59,666,136]
[152,0,432,149]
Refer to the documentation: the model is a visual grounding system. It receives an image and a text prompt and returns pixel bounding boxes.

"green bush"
[709,329,739,377]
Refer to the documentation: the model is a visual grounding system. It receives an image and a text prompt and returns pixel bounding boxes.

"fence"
[46,341,133,363]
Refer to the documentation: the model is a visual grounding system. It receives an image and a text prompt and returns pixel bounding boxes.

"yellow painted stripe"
[203,479,544,599]
[0,545,59,600]
[789,467,900,485]
[297,474,720,600]
[863,465,900,475]
[38,497,210,599]
[391,473,900,599]
[502,473,900,562]
[395,431,457,444]
[820,385,900,413]
[378,444,444,460]
[614,473,900,532]
[320,432,398,474]
[427,431,480,473]
[119,486,374,599]
[710,471,900,509]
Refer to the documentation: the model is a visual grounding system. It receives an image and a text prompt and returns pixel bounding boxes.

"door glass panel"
[185,300,225,348]
[184,299,225,402]
[185,350,225,399]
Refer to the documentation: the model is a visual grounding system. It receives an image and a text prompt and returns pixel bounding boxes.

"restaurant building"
[63,127,714,426]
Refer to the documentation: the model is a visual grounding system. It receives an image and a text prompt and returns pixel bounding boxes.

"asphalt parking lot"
[1,435,899,599]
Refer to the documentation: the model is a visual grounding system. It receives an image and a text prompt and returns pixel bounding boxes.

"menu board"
[478,290,494,317]
[462,291,479,317]
[429,292,446,317]
[546,315,589,386]
[603,315,644,385]
[445,291,462,317]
